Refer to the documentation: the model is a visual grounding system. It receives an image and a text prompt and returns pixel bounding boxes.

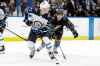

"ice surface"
[0,40,100,66]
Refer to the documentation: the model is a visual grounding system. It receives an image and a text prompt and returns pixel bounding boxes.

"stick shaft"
[5,28,27,41]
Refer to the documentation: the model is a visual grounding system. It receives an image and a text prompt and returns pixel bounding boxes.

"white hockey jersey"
[29,13,48,29]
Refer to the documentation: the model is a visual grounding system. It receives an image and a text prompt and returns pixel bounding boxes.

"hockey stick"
[5,28,28,41]
[59,45,66,60]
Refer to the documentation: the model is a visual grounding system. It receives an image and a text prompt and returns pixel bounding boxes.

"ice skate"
[29,47,35,59]
[0,46,5,54]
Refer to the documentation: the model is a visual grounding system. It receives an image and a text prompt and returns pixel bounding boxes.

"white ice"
[0,40,100,66]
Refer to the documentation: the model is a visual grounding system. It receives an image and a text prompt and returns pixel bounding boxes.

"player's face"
[56,14,63,21]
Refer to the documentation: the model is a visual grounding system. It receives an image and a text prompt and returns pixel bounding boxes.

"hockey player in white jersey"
[23,1,59,63]
[0,2,8,53]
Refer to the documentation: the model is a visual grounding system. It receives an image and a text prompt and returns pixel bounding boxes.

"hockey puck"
[36,49,40,52]
[56,62,60,64]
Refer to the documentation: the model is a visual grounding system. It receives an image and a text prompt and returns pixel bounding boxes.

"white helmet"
[0,8,5,20]
[40,1,50,9]
[40,1,50,15]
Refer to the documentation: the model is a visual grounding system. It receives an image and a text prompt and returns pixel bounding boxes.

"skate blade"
[51,57,60,65]
[29,50,35,59]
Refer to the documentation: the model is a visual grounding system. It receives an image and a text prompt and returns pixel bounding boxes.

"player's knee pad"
[0,32,4,46]
[41,41,45,47]
[43,37,52,49]
[0,32,3,39]
[54,40,61,48]
[46,43,52,49]
[27,41,35,50]
[43,37,50,44]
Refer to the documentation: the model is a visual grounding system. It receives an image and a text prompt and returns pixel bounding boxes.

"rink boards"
[3,17,100,41]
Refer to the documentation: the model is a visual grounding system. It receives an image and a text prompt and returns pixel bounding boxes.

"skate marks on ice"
[0,41,100,66]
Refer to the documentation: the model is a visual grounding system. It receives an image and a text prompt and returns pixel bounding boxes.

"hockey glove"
[72,30,78,38]
[24,19,33,26]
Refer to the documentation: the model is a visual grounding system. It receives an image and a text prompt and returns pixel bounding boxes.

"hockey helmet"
[0,8,5,20]
[40,1,50,10]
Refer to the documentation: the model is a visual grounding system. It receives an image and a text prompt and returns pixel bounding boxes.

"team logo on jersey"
[29,13,48,29]
[32,21,43,28]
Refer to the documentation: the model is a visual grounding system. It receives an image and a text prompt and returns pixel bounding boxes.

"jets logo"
[32,21,43,28]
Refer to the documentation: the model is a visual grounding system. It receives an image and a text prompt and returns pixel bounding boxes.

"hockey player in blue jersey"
[23,1,59,62]
[0,2,8,53]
